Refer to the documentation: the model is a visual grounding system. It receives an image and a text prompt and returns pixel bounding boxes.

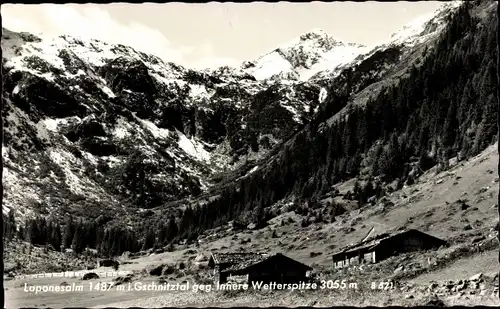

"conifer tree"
[142,227,155,251]
[155,220,167,248]
[50,223,62,251]
[27,218,41,245]
[62,216,75,250]
[71,220,85,254]
[166,216,179,243]
[4,211,16,241]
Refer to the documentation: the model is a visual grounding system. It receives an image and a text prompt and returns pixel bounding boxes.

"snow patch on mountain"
[188,84,213,101]
[319,87,328,104]
[295,44,370,81]
[139,118,171,139]
[177,130,211,163]
[43,117,80,132]
[35,119,52,141]
[2,166,40,217]
[250,52,294,81]
[98,83,117,98]
[281,105,301,123]
[63,69,86,79]
[387,0,463,47]
[48,148,87,195]
[111,117,133,139]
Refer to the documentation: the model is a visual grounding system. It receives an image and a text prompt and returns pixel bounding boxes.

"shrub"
[82,272,99,280]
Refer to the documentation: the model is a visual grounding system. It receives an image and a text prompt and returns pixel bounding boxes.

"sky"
[1,2,447,69]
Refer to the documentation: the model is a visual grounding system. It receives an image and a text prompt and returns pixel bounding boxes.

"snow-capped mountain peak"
[295,28,337,46]
[300,27,328,37]
[243,1,465,83]
[304,1,464,82]
[244,28,368,82]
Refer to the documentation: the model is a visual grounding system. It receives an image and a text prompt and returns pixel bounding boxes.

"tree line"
[3,210,189,257]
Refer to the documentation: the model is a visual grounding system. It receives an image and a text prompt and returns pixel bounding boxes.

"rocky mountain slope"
[1,28,326,219]
[1,0,492,238]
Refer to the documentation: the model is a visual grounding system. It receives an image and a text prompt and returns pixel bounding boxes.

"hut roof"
[241,253,313,272]
[210,252,268,271]
[210,252,312,273]
[331,229,445,258]
[333,232,391,255]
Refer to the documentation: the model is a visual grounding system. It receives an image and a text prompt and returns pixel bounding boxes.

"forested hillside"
[165,0,497,243]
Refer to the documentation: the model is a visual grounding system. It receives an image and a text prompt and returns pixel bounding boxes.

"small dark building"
[331,229,447,269]
[208,252,312,285]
